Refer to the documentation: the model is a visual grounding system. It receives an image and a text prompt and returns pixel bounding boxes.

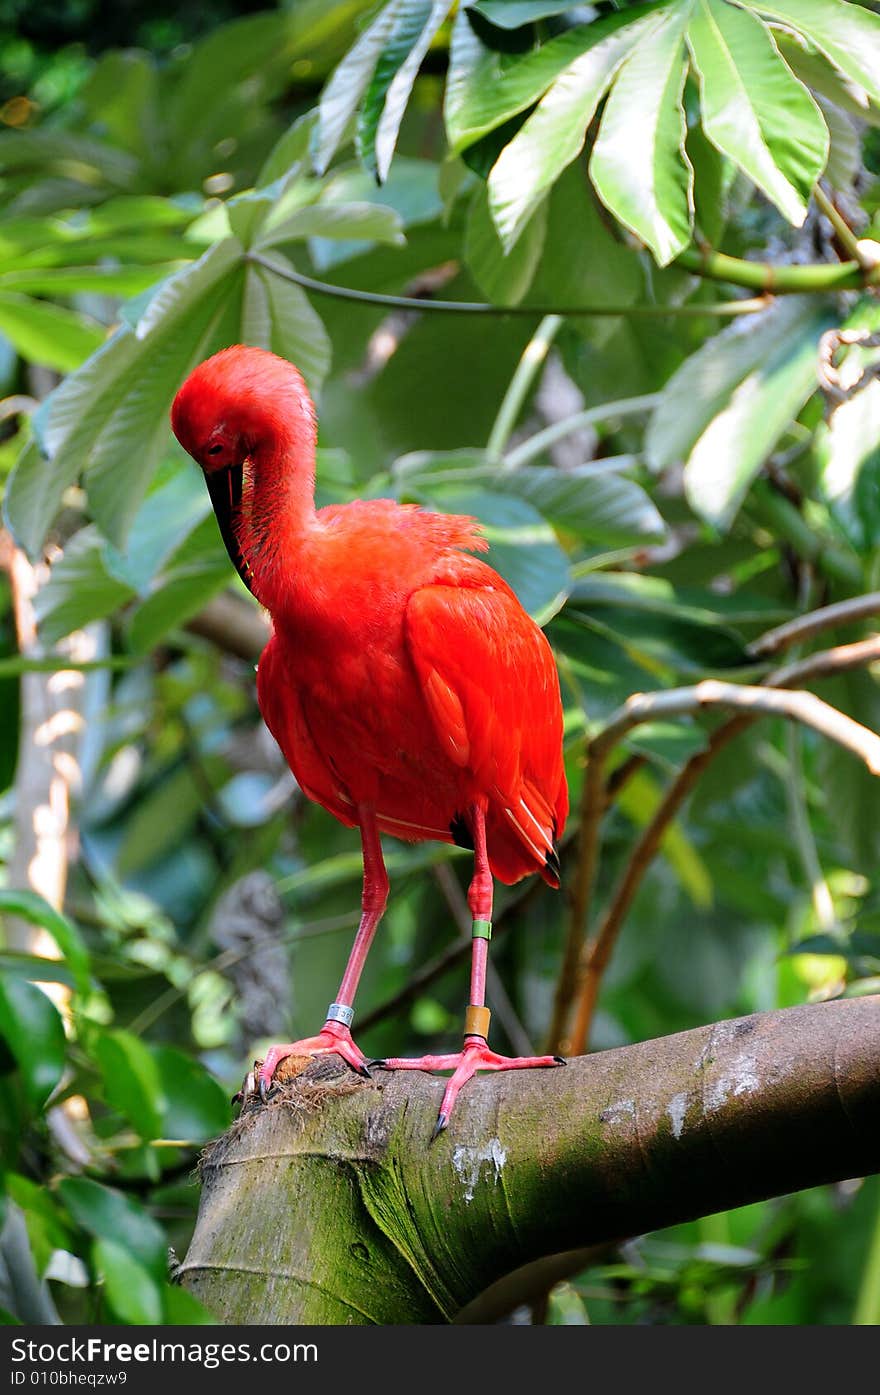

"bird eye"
[207,444,224,456]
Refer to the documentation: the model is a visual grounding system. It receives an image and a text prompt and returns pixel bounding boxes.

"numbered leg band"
[472,919,492,940]
[465,1005,491,1039]
[326,1002,354,1028]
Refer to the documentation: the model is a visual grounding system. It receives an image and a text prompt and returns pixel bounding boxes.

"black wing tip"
[545,838,561,884]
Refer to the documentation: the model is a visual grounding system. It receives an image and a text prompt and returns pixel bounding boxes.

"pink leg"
[378,805,563,1136]
[252,808,389,1100]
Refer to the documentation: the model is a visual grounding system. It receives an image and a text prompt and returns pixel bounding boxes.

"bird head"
[171,345,316,595]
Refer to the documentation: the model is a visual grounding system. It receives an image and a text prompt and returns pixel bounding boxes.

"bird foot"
[238,1022,372,1104]
[373,1036,565,1137]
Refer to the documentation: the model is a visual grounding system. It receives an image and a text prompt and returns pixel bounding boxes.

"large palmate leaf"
[488,7,660,250]
[444,5,665,156]
[687,0,828,225]
[5,238,330,557]
[320,0,880,270]
[589,1,693,266]
[313,0,410,173]
[357,0,453,181]
[741,0,880,105]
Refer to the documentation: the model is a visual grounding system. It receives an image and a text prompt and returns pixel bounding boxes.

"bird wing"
[256,633,357,828]
[405,581,567,879]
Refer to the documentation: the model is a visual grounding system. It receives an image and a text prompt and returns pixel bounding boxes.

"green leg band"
[472,919,492,940]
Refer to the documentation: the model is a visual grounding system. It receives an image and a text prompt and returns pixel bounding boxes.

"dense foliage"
[1,0,880,1325]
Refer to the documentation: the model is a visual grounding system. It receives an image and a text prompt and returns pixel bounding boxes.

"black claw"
[231,1090,243,1106]
[259,1076,269,1104]
[553,1055,567,1065]
[430,1114,448,1142]
[367,1059,389,1071]
[353,1060,372,1079]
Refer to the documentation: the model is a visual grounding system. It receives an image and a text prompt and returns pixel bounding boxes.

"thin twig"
[749,593,880,658]
[504,394,659,469]
[813,184,869,268]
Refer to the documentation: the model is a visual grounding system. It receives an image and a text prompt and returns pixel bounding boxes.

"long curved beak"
[204,463,255,595]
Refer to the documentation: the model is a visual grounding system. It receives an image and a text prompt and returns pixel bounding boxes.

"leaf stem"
[675,246,878,294]
[246,253,771,318]
[488,315,562,457]
[812,184,868,268]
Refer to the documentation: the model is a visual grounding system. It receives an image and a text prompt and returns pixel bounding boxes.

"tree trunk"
[180,996,880,1324]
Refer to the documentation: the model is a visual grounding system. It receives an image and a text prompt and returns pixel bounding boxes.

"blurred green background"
[0,0,879,1326]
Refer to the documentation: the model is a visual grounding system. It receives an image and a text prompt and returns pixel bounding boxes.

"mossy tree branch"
[180,995,880,1325]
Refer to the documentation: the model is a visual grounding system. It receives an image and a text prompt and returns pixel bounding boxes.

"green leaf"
[617,766,713,907]
[526,164,642,318]
[59,1178,166,1282]
[0,266,174,297]
[647,296,824,470]
[0,294,104,373]
[682,302,837,528]
[4,439,64,562]
[33,528,135,645]
[95,1029,166,1141]
[115,760,223,877]
[0,979,66,1109]
[464,183,547,303]
[445,7,665,154]
[258,200,405,252]
[104,459,211,593]
[241,251,332,394]
[153,1047,228,1142]
[589,1,693,266]
[571,575,752,672]
[0,954,75,988]
[358,0,452,181]
[308,157,443,269]
[0,889,90,997]
[126,516,231,653]
[817,380,880,553]
[6,1176,71,1277]
[816,96,860,191]
[687,0,827,226]
[776,32,880,128]
[741,0,880,106]
[93,1239,162,1325]
[33,238,244,552]
[488,9,657,250]
[314,0,410,173]
[394,448,666,544]
[472,1,576,27]
[0,129,139,190]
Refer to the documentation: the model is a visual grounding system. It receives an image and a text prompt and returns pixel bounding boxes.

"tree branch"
[180,996,880,1324]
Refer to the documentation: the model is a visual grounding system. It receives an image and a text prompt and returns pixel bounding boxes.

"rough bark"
[180,996,880,1324]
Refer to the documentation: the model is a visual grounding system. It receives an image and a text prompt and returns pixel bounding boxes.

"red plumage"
[171,344,568,1133]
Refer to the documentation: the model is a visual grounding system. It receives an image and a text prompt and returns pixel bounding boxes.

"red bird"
[171,345,568,1134]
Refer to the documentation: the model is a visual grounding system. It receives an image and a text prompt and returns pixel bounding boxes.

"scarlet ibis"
[171,345,568,1134]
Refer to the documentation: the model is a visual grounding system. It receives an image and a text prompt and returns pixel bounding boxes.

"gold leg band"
[464,1005,491,1039]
